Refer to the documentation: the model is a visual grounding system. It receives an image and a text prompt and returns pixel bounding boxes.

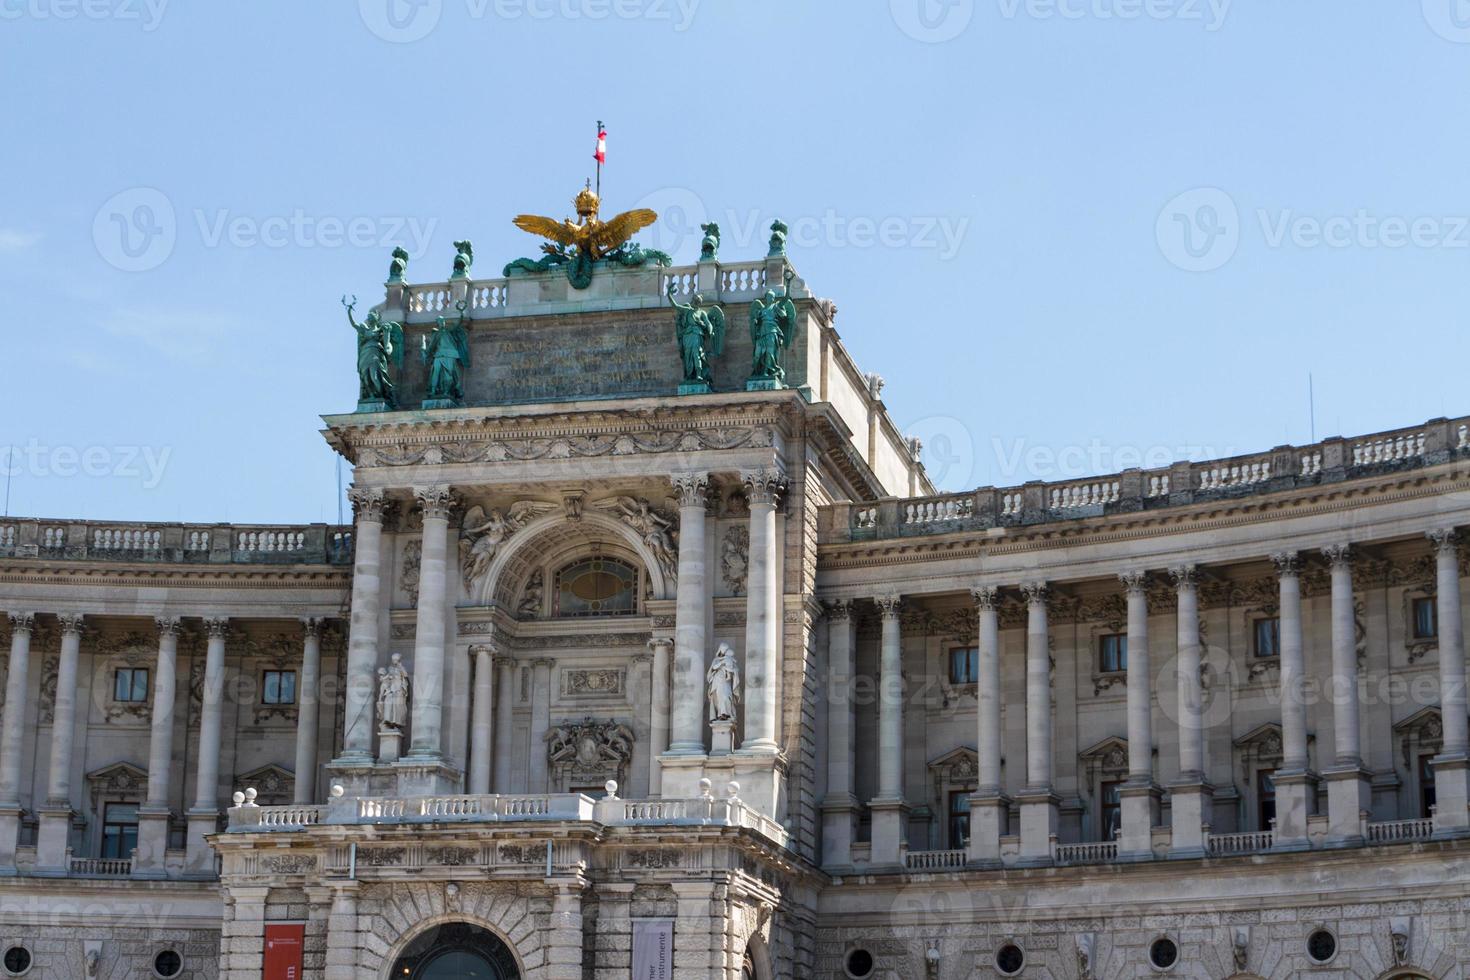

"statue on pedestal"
[343,295,404,411]
[668,282,726,391]
[388,246,409,283]
[422,300,472,406]
[767,219,788,258]
[706,643,741,722]
[747,267,797,389]
[376,653,410,730]
[699,222,721,261]
[451,240,474,279]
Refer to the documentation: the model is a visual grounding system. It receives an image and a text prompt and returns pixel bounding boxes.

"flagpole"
[595,119,603,197]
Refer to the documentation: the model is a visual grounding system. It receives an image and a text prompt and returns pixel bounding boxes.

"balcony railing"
[0,520,354,566]
[1054,840,1119,866]
[1205,830,1275,857]
[1367,817,1434,844]
[903,848,968,871]
[68,854,132,877]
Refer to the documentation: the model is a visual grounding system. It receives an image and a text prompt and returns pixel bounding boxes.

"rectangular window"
[1254,618,1281,659]
[113,668,148,703]
[1257,769,1277,831]
[948,790,972,848]
[948,647,979,686]
[1413,597,1439,640]
[1420,753,1437,819]
[1099,780,1122,841]
[101,802,139,859]
[1099,633,1127,673]
[262,670,297,705]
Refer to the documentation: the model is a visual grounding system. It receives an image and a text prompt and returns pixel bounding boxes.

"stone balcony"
[0,519,354,565]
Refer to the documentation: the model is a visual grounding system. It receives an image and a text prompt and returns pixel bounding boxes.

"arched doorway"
[388,922,521,980]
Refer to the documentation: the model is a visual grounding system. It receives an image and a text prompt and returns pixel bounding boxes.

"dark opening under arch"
[389,922,521,980]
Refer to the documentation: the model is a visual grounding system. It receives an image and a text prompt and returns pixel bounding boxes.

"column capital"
[532,657,555,670]
[347,485,388,523]
[971,586,999,610]
[154,616,182,638]
[1270,552,1301,578]
[647,636,674,653]
[1119,571,1149,594]
[631,652,653,666]
[300,616,324,638]
[468,642,496,659]
[413,485,456,521]
[1322,543,1353,568]
[1168,565,1198,590]
[1021,581,1048,606]
[825,599,854,621]
[56,613,86,635]
[1429,527,1459,556]
[873,595,903,619]
[6,612,35,635]
[671,472,711,507]
[493,654,516,671]
[202,617,230,639]
[741,469,787,507]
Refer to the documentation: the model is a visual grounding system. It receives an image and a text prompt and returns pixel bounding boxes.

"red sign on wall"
[264,924,305,980]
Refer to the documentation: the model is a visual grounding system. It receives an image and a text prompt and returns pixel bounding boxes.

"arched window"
[554,557,638,617]
[390,923,520,980]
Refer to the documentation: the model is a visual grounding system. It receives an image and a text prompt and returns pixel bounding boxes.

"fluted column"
[1016,583,1058,864]
[1271,552,1316,849]
[293,619,323,805]
[408,485,453,762]
[0,612,35,874]
[1322,543,1370,844]
[1428,529,1470,834]
[667,473,709,757]
[135,616,180,878]
[1118,572,1160,861]
[36,613,85,873]
[469,644,495,795]
[741,470,784,753]
[184,617,229,876]
[969,587,1008,864]
[528,658,553,792]
[492,656,515,793]
[339,487,386,763]
[820,601,857,868]
[870,595,908,867]
[647,637,672,796]
[1167,566,1211,858]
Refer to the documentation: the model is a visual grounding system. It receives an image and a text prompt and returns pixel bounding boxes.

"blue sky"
[3,1,1468,522]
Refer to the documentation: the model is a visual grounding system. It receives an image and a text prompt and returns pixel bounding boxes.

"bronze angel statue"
[422,300,471,405]
[459,501,556,594]
[748,268,798,386]
[343,295,404,409]
[507,185,668,289]
[668,282,725,389]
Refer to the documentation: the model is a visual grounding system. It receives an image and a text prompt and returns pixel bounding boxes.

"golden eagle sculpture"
[504,185,671,289]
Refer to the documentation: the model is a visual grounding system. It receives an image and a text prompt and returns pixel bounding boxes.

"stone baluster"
[1017,583,1058,864]
[1323,544,1370,844]
[36,613,85,874]
[1271,553,1316,849]
[667,474,710,761]
[337,487,387,764]
[135,616,181,878]
[969,587,1008,864]
[0,612,35,874]
[492,656,515,793]
[185,617,229,876]
[1428,529,1470,835]
[870,595,908,867]
[741,470,784,753]
[1167,566,1211,858]
[647,637,673,796]
[469,643,495,795]
[821,601,857,868]
[407,486,454,768]
[528,658,553,792]
[293,618,323,805]
[1118,572,1160,861]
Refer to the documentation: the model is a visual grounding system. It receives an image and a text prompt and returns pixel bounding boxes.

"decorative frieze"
[356,426,775,468]
[561,669,625,698]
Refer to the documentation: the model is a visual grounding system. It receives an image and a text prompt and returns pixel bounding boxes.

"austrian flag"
[594,127,607,164]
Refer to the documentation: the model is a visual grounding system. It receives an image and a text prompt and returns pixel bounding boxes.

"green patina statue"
[667,282,726,393]
[422,300,472,408]
[699,222,721,262]
[768,219,788,258]
[388,246,409,283]
[343,294,405,411]
[747,268,798,390]
[452,240,474,279]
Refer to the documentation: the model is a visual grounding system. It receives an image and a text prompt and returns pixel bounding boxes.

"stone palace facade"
[0,223,1468,979]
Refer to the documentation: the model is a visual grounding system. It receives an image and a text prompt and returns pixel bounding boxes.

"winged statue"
[505,185,671,289]
[343,294,404,410]
[748,267,798,388]
[592,495,679,583]
[668,282,726,390]
[459,501,557,594]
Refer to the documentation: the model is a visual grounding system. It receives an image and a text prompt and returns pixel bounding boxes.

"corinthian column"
[1271,552,1316,849]
[1016,583,1058,864]
[667,473,710,757]
[1428,529,1470,835]
[185,617,229,876]
[135,616,180,878]
[820,601,857,869]
[408,485,454,764]
[37,613,85,874]
[0,612,35,875]
[468,644,495,795]
[1322,544,1369,844]
[338,487,387,764]
[1118,572,1159,861]
[869,595,908,867]
[294,619,323,804]
[493,655,515,793]
[969,587,1008,864]
[741,470,784,753]
[1167,565,1211,858]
